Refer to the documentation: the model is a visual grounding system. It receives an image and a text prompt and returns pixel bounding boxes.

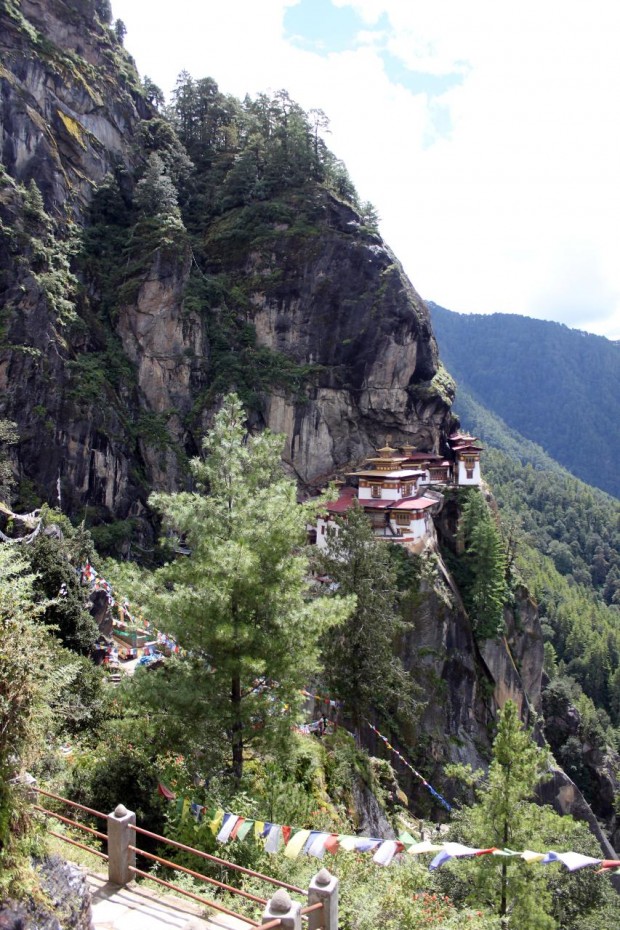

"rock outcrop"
[0,855,93,930]
[0,0,453,530]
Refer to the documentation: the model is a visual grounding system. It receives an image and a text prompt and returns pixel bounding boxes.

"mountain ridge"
[428,301,620,498]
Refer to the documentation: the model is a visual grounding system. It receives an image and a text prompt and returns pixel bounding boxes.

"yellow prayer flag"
[209,808,225,835]
[284,829,312,859]
[521,850,546,863]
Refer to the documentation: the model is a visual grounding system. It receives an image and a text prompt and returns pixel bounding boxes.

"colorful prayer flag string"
[300,688,343,708]
[366,721,452,812]
[157,785,615,875]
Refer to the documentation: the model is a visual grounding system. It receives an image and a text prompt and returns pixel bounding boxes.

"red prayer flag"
[230,817,244,840]
[323,834,340,854]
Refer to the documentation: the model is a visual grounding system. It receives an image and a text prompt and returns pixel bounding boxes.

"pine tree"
[316,503,418,732]
[140,394,353,778]
[0,419,17,503]
[460,490,507,638]
[445,701,555,929]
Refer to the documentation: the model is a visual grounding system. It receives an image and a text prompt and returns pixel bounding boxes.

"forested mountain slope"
[429,302,620,497]
[448,384,620,842]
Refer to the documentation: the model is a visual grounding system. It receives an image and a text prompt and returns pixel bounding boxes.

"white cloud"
[112,0,620,340]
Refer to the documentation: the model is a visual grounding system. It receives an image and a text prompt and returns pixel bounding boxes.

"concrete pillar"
[262,889,301,930]
[308,868,339,930]
[107,804,136,886]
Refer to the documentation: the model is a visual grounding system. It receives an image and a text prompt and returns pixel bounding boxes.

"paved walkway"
[86,871,253,930]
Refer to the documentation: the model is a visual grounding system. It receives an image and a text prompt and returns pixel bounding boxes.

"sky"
[111,0,620,341]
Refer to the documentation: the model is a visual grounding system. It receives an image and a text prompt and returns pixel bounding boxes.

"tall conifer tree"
[145,394,353,778]
[316,504,418,732]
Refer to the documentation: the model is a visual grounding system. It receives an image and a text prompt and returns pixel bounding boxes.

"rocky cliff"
[0,0,453,540]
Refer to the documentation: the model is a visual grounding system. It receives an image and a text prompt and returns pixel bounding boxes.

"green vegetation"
[444,488,507,640]
[429,302,620,497]
[112,394,353,778]
[1,397,620,927]
[443,702,619,930]
[316,503,420,731]
[444,370,620,815]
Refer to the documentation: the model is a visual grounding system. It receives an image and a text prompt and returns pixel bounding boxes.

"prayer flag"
[284,829,312,859]
[373,840,400,866]
[235,820,254,842]
[521,850,546,863]
[158,782,176,800]
[542,851,602,871]
[264,825,282,854]
[229,817,244,840]
[217,814,239,843]
[307,833,331,859]
[323,834,340,854]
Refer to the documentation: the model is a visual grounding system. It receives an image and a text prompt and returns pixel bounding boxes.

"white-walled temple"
[315,432,482,552]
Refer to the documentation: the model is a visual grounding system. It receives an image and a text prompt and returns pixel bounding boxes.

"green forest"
[429,303,620,498]
[448,384,620,816]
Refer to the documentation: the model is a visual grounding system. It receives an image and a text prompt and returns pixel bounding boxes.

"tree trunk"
[500,860,508,928]
[500,815,509,927]
[231,670,243,780]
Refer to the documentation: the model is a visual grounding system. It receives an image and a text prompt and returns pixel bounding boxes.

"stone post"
[262,889,301,930]
[107,804,136,886]
[308,868,339,930]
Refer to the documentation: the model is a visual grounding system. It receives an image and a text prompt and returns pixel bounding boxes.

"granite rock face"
[242,196,452,482]
[0,856,93,930]
[0,0,453,523]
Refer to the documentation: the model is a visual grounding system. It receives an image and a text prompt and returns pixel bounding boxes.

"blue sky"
[284,0,464,102]
[112,0,620,340]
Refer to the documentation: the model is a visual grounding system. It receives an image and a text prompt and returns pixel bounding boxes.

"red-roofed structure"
[315,433,482,551]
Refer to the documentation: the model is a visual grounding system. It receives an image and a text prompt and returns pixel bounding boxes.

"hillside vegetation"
[429,303,620,498]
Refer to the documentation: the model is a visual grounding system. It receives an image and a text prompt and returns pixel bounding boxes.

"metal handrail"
[33,787,107,820]
[127,844,268,905]
[33,804,107,840]
[34,788,322,930]
[47,830,108,861]
[130,823,305,893]
[128,866,265,927]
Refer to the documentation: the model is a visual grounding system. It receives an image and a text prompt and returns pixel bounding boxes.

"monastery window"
[402,482,413,497]
[371,484,382,499]
[395,512,410,525]
[463,456,476,479]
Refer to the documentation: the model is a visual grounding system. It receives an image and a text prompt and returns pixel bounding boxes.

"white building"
[314,434,482,551]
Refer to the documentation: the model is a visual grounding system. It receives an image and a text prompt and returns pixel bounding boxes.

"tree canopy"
[127,393,353,777]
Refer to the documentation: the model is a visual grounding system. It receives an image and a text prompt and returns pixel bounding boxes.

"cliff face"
[227,197,448,482]
[0,0,453,529]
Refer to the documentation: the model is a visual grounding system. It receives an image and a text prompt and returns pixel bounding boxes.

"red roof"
[449,431,478,442]
[326,486,357,513]
[388,497,435,512]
